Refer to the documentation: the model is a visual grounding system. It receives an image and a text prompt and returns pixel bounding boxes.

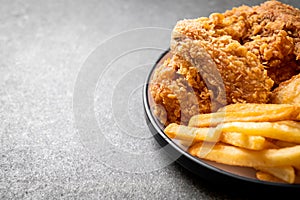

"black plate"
[143,50,300,196]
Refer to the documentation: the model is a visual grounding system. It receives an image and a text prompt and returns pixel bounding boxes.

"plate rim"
[142,49,300,190]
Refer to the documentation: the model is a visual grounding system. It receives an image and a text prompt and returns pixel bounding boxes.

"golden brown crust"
[171,29,274,104]
[149,55,212,125]
[150,0,300,126]
[270,73,300,105]
[225,0,300,84]
[173,0,300,85]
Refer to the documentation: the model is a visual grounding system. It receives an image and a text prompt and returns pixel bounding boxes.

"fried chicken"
[150,54,212,125]
[228,0,300,85]
[171,23,273,105]
[270,73,300,105]
[150,0,300,126]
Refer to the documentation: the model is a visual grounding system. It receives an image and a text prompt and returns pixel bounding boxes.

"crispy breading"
[150,0,300,125]
[171,29,273,104]
[150,54,212,125]
[228,0,300,85]
[270,73,300,105]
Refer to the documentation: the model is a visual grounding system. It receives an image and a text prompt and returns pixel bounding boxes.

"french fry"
[164,123,221,142]
[255,166,295,184]
[179,140,195,147]
[164,123,270,150]
[256,171,286,183]
[164,103,300,184]
[220,132,270,150]
[189,104,300,127]
[217,103,300,114]
[279,120,300,129]
[219,121,300,143]
[188,142,300,167]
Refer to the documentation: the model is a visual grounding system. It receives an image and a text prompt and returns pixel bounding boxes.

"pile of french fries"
[164,103,300,184]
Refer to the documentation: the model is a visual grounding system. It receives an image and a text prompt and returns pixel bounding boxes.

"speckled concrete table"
[1,0,300,199]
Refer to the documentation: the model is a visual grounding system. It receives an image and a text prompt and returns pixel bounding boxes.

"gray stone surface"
[1,0,300,199]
